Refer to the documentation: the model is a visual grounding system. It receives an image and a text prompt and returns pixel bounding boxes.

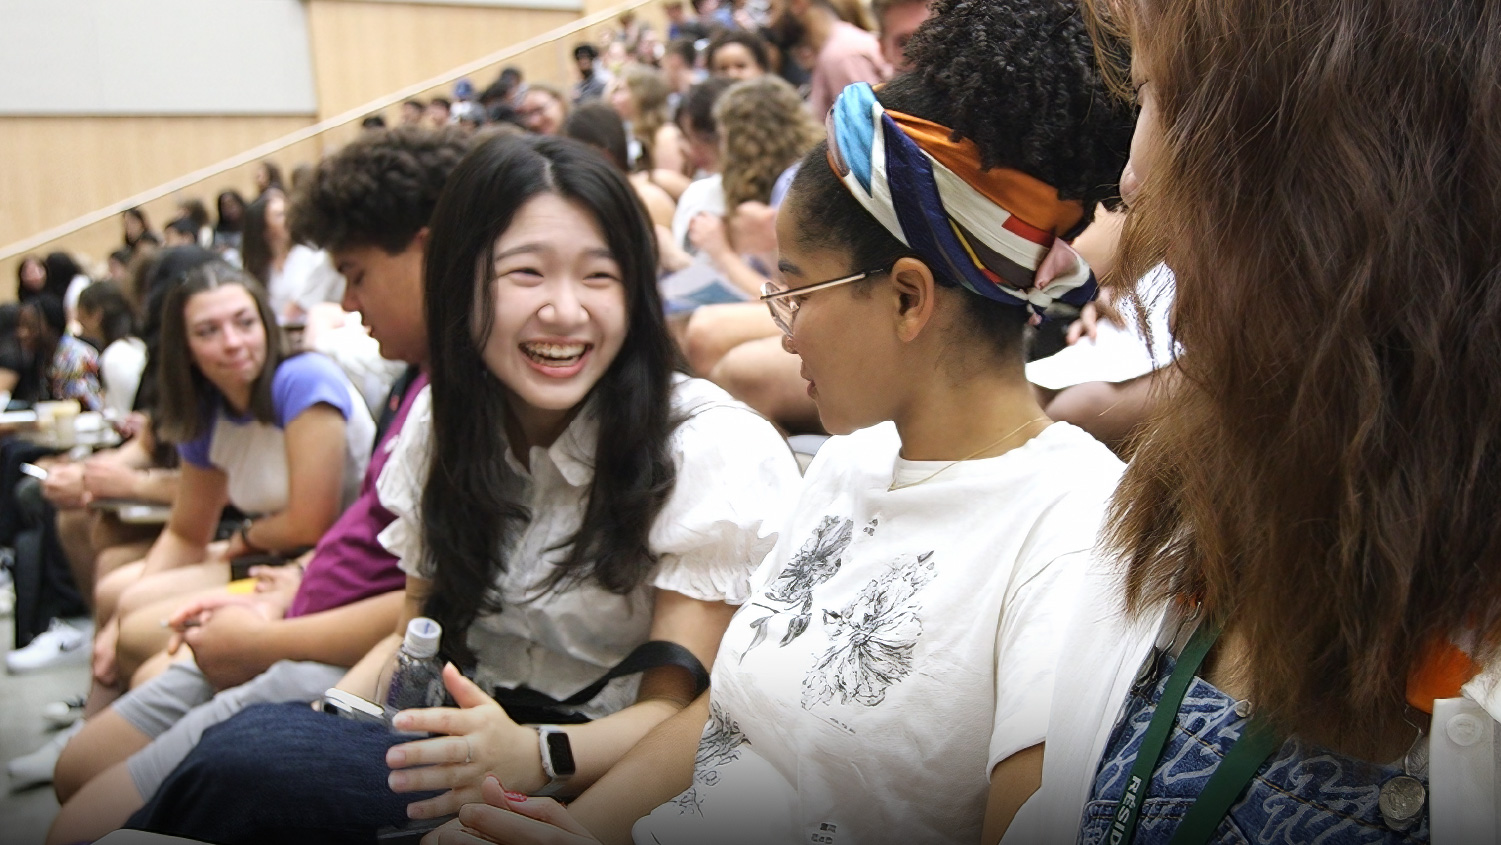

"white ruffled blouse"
[377,376,801,719]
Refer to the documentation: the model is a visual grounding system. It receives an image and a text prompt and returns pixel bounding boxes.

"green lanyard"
[1107,623,1283,845]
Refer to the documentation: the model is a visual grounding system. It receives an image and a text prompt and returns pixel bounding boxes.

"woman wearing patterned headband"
[422,2,1135,844]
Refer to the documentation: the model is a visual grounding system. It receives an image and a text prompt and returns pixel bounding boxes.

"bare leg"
[94,539,154,582]
[117,587,224,683]
[83,678,123,721]
[114,564,229,681]
[94,560,144,630]
[55,507,97,604]
[53,707,152,802]
[91,514,161,579]
[115,561,229,622]
[1043,367,1173,456]
[47,761,145,845]
[710,336,823,431]
[683,303,780,377]
[130,648,182,688]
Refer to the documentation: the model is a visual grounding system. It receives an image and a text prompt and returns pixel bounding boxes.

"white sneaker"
[7,720,83,792]
[5,618,93,674]
[0,565,12,618]
[41,695,87,729]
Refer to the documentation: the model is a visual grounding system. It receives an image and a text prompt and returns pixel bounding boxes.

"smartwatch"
[237,519,265,554]
[535,725,576,797]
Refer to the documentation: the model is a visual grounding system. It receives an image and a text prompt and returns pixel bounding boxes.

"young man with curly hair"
[44,127,474,845]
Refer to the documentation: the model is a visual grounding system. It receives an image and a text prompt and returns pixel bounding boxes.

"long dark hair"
[420,134,678,667]
[41,252,83,302]
[15,255,50,303]
[563,103,632,172]
[154,262,287,444]
[77,281,137,348]
[215,190,246,234]
[122,207,153,249]
[1086,0,1501,748]
[241,188,285,287]
[20,295,66,368]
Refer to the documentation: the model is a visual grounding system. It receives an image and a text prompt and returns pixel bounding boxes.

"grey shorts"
[116,658,346,799]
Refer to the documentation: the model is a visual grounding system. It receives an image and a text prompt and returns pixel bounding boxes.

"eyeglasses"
[759,268,888,336]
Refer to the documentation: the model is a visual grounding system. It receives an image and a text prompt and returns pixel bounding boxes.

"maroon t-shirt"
[286,372,428,618]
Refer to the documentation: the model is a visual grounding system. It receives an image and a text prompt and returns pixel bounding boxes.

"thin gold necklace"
[888,416,1051,492]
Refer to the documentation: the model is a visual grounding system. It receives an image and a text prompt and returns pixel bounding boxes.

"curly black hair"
[290,126,476,254]
[902,0,1134,213]
[786,0,1134,358]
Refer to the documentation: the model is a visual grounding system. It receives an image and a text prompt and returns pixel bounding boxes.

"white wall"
[0,0,317,115]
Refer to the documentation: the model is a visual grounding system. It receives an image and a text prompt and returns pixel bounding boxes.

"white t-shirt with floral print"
[636,421,1124,845]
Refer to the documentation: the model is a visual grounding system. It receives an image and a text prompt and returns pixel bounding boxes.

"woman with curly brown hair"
[669,75,823,297]
[1014,0,1501,842]
[671,77,828,426]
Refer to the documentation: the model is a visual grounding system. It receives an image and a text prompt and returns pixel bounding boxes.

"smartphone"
[319,688,391,725]
[19,463,47,481]
[230,553,288,581]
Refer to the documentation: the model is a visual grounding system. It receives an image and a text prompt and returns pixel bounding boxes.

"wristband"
[237,519,266,554]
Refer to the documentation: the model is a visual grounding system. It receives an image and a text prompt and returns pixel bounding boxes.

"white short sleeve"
[376,386,433,578]
[649,390,802,605]
[1026,264,1179,390]
[98,338,147,418]
[669,175,727,252]
[988,548,1091,772]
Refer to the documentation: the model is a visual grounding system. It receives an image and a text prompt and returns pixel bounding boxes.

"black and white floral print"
[676,701,748,815]
[801,551,937,709]
[743,516,855,656]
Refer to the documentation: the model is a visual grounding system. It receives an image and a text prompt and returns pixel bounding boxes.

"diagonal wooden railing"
[0,0,661,281]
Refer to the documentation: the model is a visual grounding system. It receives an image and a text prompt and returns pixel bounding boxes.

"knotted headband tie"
[826,82,1096,322]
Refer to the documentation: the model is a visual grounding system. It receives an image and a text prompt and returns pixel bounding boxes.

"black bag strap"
[560,639,709,705]
[492,640,709,724]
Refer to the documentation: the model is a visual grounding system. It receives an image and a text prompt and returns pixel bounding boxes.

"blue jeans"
[125,701,441,845]
[1079,654,1430,845]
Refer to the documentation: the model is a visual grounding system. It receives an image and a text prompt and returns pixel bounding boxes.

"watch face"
[545,730,576,776]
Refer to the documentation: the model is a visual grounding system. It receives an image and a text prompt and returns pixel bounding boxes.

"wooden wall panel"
[1,0,671,301]
[0,115,324,298]
[306,0,580,119]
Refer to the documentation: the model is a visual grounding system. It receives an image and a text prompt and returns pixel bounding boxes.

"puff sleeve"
[376,386,434,579]
[648,390,803,605]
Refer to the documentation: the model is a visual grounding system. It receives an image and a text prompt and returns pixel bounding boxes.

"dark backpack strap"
[558,640,710,706]
[491,640,710,724]
[373,365,422,447]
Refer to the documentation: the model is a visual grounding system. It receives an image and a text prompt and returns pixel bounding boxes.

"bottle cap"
[402,617,442,659]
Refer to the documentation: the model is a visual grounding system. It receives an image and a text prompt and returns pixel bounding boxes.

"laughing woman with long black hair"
[122,134,801,844]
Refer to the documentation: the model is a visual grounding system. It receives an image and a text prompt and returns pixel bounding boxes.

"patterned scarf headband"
[826,82,1096,323]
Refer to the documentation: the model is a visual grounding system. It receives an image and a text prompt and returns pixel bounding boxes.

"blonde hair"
[619,64,672,171]
[715,76,823,210]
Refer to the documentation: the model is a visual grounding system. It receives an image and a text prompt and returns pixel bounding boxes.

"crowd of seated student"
[7,1,1493,844]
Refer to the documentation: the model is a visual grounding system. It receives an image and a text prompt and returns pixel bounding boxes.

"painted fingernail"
[504,789,529,802]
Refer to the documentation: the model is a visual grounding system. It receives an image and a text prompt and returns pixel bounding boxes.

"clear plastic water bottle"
[382,617,445,712]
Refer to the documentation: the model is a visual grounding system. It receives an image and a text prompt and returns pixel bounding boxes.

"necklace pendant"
[1377,775,1426,830]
